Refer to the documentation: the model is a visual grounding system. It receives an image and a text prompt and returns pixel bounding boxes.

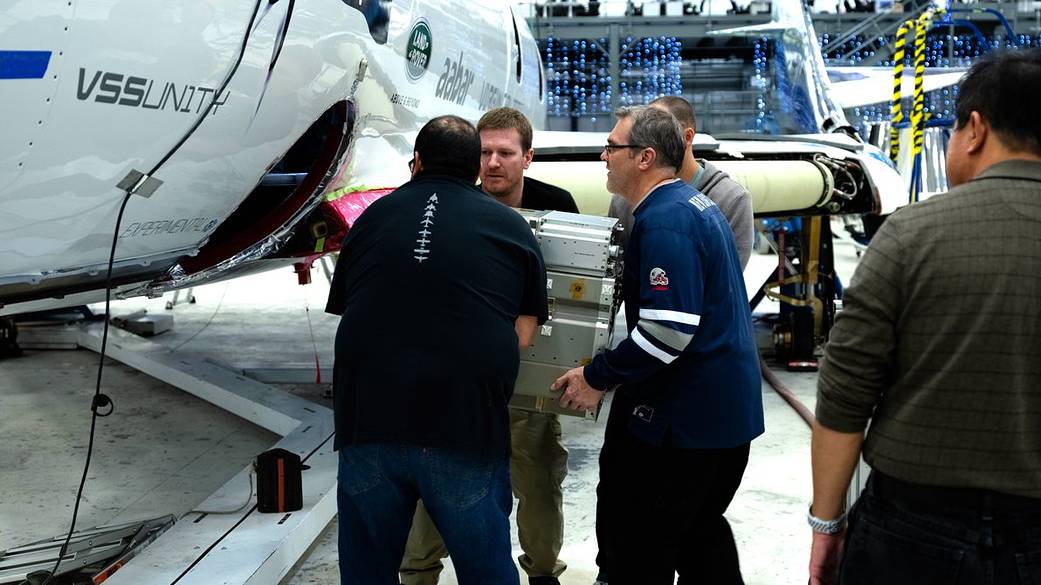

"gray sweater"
[816,160,1041,498]
[608,160,754,269]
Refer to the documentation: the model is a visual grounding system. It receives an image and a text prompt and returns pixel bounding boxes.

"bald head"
[650,95,696,133]
[414,115,481,181]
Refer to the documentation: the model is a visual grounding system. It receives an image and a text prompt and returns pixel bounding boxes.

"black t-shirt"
[521,176,579,212]
[326,174,548,456]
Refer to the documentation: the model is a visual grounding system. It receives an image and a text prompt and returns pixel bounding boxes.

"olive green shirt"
[817,160,1041,498]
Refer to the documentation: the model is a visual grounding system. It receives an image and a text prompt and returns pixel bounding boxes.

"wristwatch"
[807,504,847,534]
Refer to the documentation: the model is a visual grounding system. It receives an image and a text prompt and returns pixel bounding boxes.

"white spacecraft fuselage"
[0,0,545,314]
[0,0,906,317]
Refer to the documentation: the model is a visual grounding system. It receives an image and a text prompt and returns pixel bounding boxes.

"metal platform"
[7,323,338,585]
[0,516,175,585]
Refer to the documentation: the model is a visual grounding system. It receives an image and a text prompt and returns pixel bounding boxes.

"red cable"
[759,353,816,428]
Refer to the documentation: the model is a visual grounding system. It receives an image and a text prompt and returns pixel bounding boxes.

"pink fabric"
[326,188,394,228]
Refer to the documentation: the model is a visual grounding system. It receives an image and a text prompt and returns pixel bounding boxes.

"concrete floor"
[0,232,863,585]
[0,350,278,548]
[283,373,819,585]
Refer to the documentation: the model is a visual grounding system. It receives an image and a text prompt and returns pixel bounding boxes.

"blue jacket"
[585,180,764,448]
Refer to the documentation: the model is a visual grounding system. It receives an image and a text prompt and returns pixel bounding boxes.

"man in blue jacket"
[553,106,764,585]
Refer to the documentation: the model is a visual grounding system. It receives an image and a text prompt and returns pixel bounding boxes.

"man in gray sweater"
[808,49,1041,585]
[608,96,754,269]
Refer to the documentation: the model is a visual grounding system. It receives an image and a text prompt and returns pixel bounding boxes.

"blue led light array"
[544,35,682,119]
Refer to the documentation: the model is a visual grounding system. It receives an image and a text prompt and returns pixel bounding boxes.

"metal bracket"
[350,59,368,96]
[116,169,163,198]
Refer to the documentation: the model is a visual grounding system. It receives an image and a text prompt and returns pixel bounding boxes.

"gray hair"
[614,106,685,172]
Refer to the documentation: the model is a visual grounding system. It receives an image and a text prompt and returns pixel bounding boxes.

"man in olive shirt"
[809,49,1041,584]
[400,108,578,585]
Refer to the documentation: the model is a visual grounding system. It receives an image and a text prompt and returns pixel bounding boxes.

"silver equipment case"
[510,210,623,419]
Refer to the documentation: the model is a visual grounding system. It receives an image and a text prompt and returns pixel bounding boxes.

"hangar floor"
[0,233,863,585]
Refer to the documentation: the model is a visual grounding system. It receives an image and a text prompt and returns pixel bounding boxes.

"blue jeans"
[840,472,1041,585]
[337,443,519,585]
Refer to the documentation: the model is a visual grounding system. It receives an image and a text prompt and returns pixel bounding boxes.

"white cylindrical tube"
[714,159,834,213]
[528,159,836,216]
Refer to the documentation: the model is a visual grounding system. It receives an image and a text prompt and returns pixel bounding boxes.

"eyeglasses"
[408,158,416,172]
[603,144,645,154]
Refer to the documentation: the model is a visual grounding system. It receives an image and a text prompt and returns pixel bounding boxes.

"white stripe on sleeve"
[631,328,678,364]
[639,308,701,326]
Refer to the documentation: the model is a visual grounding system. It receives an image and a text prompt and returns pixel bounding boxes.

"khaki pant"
[399,409,569,584]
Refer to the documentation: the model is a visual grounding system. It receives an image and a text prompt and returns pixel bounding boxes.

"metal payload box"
[510,210,623,419]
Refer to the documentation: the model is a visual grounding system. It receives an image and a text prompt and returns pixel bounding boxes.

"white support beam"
[76,324,337,585]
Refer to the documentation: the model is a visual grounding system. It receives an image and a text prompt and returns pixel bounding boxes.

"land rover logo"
[406,20,432,81]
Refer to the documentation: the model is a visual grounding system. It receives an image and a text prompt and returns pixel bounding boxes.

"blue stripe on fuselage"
[0,51,52,79]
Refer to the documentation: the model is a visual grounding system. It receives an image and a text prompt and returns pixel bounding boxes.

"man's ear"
[965,111,988,155]
[638,147,657,171]
[523,148,534,169]
[684,127,695,147]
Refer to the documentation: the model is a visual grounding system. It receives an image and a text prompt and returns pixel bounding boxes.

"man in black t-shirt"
[518,176,579,214]
[400,109,578,585]
[328,115,548,585]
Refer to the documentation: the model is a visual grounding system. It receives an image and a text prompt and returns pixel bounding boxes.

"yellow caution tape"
[889,7,946,167]
[889,22,910,162]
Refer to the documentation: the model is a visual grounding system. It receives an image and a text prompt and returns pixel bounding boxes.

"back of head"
[415,115,481,181]
[477,107,533,151]
[617,106,686,173]
[649,95,696,132]
[956,49,1041,156]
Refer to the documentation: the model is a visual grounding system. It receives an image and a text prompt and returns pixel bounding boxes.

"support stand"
[0,317,20,359]
[165,288,196,310]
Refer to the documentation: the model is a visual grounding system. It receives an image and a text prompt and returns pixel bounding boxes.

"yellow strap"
[890,8,947,164]
[911,17,928,157]
[889,22,912,162]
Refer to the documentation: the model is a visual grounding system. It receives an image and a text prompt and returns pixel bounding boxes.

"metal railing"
[822,0,933,63]
[515,0,763,19]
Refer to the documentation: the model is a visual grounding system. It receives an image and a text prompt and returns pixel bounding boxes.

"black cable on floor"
[43,193,130,584]
[169,283,230,353]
